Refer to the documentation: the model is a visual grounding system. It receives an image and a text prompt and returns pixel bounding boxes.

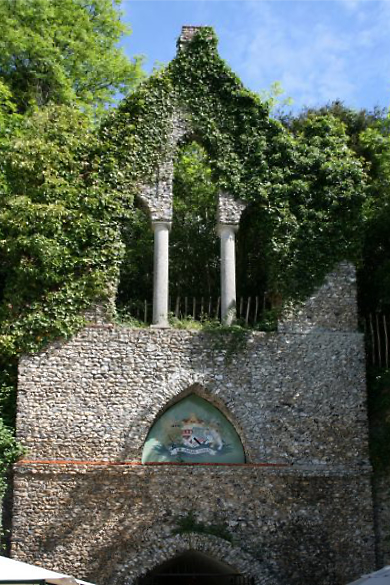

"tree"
[170,142,219,298]
[284,101,390,314]
[0,0,143,115]
[359,117,390,313]
[0,0,142,547]
[116,142,219,313]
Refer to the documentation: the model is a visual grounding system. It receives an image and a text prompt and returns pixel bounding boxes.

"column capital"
[216,222,239,237]
[151,220,172,232]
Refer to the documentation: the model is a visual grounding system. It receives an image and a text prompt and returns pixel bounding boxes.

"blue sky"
[119,0,390,114]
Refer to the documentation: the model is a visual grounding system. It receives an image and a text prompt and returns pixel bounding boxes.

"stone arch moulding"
[141,383,251,464]
[121,533,282,585]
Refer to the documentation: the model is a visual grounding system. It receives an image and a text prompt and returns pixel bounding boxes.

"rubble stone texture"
[12,263,376,585]
[217,192,247,226]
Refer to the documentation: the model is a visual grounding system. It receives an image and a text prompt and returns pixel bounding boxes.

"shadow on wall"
[27,463,362,585]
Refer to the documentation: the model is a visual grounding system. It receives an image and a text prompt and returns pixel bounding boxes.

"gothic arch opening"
[170,140,219,302]
[136,551,251,585]
[142,393,246,464]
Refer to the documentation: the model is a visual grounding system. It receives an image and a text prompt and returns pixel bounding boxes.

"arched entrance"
[136,551,254,585]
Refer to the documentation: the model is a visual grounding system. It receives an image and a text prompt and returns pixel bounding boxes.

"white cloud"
[216,0,390,109]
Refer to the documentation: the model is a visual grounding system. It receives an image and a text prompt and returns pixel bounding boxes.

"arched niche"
[142,394,246,464]
[137,550,245,585]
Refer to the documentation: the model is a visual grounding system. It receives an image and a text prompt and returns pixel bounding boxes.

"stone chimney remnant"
[177,25,204,51]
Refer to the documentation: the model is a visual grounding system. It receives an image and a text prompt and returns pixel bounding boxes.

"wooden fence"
[364,313,390,368]
[123,294,269,326]
[123,300,390,368]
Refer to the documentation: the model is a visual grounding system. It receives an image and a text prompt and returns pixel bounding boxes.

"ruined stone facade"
[11,263,376,585]
[9,25,377,585]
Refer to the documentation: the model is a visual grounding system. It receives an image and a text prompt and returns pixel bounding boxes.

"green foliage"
[116,204,154,309]
[285,101,390,314]
[0,415,22,492]
[0,0,143,115]
[170,142,219,297]
[0,0,143,546]
[108,29,366,306]
[168,315,204,330]
[173,511,232,543]
[267,114,366,300]
[180,32,364,300]
[359,117,390,312]
[367,367,390,473]
[258,81,293,118]
[203,323,250,364]
[0,105,125,356]
[117,140,219,305]
[0,105,128,517]
[0,26,370,546]
[285,100,386,158]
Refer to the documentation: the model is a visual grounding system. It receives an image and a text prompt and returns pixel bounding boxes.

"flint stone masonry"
[279,262,358,333]
[17,327,368,464]
[12,265,375,584]
[12,464,375,585]
[137,112,187,223]
[217,192,247,226]
[10,24,376,584]
[178,25,205,47]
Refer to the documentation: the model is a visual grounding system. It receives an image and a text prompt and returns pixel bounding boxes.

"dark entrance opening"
[136,551,254,585]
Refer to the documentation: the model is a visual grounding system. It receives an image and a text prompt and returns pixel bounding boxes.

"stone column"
[217,223,238,326]
[152,221,171,328]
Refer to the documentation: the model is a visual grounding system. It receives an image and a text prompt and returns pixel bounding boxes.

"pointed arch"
[141,386,246,464]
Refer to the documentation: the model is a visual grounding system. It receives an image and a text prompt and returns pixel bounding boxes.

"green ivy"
[0,27,368,543]
[103,28,366,302]
[172,510,233,543]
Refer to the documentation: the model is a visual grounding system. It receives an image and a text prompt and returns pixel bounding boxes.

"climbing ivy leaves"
[108,27,366,302]
[0,27,367,371]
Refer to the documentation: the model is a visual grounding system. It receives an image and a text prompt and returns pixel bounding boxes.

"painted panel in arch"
[142,394,245,463]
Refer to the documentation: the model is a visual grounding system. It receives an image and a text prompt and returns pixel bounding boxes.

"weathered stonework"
[12,464,374,585]
[11,266,375,585]
[16,327,368,465]
[178,25,205,48]
[217,192,247,226]
[9,25,376,584]
[138,112,187,223]
[279,262,359,333]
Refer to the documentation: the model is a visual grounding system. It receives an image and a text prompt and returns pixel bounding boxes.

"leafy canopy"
[287,101,390,313]
[0,0,143,114]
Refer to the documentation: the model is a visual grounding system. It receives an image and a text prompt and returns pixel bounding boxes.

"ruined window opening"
[170,140,220,300]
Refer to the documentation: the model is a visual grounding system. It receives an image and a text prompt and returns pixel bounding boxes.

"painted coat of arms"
[142,394,245,464]
[156,413,231,460]
[171,414,224,456]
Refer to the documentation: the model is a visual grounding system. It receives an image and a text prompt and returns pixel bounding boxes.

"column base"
[150,323,170,329]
